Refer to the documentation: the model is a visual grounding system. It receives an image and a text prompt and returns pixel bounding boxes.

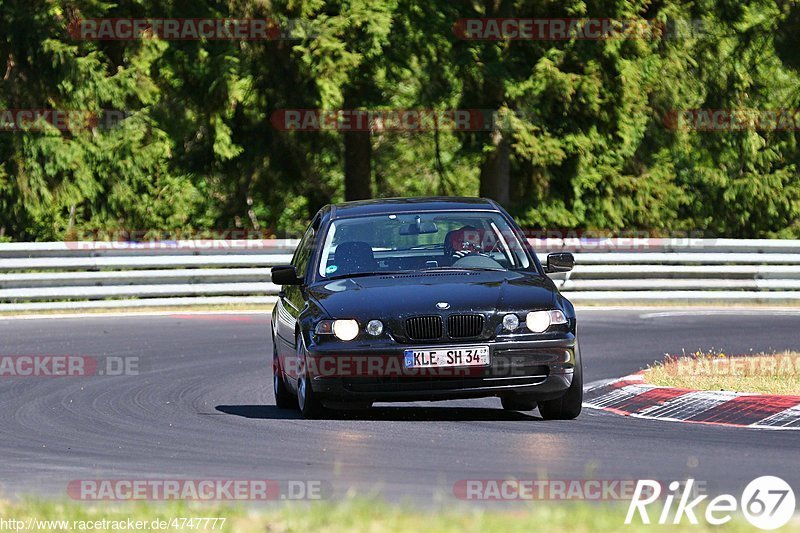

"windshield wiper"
[449,266,506,272]
[325,271,406,281]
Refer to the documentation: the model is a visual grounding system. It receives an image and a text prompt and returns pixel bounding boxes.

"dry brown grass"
[644,351,800,395]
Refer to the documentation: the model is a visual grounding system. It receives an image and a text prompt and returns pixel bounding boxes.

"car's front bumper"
[305,334,576,403]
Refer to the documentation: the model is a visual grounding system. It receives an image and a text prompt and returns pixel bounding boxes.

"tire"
[272,337,296,409]
[500,396,537,411]
[296,335,328,419]
[538,339,583,420]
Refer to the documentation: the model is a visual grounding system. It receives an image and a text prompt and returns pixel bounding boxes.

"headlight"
[366,319,384,336]
[315,319,360,341]
[332,319,359,341]
[526,310,568,333]
[502,313,520,331]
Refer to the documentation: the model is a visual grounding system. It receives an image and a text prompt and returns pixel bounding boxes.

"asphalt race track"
[1,309,799,503]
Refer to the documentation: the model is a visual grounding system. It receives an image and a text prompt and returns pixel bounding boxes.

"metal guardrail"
[540,238,800,304]
[0,241,294,311]
[0,239,798,311]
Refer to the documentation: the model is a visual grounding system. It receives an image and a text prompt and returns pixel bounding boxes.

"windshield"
[317,211,532,279]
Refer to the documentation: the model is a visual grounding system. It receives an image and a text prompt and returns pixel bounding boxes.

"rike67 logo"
[626,477,796,530]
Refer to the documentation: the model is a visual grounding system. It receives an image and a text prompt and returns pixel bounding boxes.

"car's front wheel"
[538,339,583,420]
[296,335,327,419]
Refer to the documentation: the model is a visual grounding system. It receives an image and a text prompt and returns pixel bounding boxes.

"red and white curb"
[583,373,800,430]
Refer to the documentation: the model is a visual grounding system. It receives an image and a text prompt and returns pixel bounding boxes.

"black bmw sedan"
[271,197,581,419]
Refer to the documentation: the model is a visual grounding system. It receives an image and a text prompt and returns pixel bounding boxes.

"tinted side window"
[292,226,316,279]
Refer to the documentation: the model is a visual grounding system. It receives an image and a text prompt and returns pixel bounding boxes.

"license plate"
[403,346,490,368]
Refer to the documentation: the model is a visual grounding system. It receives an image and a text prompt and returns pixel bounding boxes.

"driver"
[446,226,488,260]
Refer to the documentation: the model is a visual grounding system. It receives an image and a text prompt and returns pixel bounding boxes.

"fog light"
[526,311,551,333]
[333,319,359,341]
[366,319,384,336]
[502,314,519,331]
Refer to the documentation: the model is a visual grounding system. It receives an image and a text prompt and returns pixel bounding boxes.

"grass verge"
[0,499,791,532]
[644,351,800,395]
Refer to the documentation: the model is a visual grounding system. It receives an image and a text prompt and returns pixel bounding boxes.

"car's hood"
[307,270,556,317]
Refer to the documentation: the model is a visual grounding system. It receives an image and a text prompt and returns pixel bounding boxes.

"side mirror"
[545,252,574,273]
[271,265,303,285]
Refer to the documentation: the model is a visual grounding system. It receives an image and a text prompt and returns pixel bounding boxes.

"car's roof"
[328,197,499,220]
